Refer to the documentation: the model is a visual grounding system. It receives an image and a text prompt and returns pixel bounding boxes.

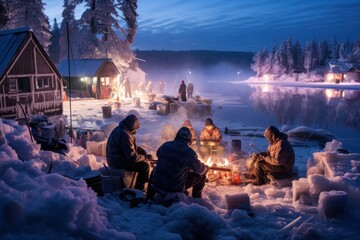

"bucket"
[231,139,242,154]
[225,193,250,210]
[134,97,141,107]
[84,175,104,196]
[102,106,112,118]
[114,102,121,110]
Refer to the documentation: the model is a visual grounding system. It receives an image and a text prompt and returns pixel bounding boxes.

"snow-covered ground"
[1,82,360,239]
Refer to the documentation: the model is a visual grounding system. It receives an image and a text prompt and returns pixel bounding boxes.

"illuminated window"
[36,76,52,89]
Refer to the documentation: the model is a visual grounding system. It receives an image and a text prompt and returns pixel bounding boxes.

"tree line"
[251,37,360,77]
[135,50,254,70]
[0,0,138,70]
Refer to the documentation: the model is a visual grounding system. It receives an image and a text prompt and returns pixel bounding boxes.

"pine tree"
[350,39,360,62]
[119,0,138,44]
[285,39,294,74]
[251,48,269,77]
[75,0,136,69]
[7,0,51,51]
[330,36,339,60]
[0,0,9,29]
[59,0,81,61]
[338,38,352,62]
[49,18,61,65]
[292,41,304,72]
[318,40,330,66]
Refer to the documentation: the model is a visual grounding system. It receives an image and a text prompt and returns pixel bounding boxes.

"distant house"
[324,61,360,83]
[57,58,120,99]
[0,27,63,119]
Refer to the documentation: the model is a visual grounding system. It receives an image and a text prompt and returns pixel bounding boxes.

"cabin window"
[9,78,18,92]
[8,77,31,93]
[36,76,52,89]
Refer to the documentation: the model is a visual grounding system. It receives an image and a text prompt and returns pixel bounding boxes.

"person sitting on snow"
[150,127,208,206]
[106,114,153,191]
[247,125,295,185]
[198,118,224,162]
[182,120,197,144]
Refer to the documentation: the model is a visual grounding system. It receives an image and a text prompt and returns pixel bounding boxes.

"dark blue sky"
[45,0,360,52]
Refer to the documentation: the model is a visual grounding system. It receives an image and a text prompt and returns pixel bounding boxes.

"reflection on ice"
[249,85,360,130]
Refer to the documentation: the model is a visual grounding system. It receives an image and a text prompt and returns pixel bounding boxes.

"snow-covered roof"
[328,61,354,74]
[0,27,32,77]
[57,58,116,78]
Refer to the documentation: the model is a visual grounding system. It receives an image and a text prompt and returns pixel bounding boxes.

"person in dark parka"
[152,127,208,201]
[249,125,295,185]
[178,80,187,101]
[106,114,151,191]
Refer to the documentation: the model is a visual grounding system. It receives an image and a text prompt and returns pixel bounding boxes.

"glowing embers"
[202,155,241,185]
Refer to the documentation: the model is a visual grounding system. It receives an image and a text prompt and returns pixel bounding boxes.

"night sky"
[44,0,360,52]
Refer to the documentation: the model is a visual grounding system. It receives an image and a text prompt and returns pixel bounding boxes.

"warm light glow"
[261,84,271,93]
[263,74,270,82]
[325,89,343,99]
[327,74,334,82]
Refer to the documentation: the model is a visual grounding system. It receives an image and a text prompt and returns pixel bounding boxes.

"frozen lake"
[198,80,360,153]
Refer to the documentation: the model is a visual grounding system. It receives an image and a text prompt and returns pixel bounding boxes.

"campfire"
[200,155,241,185]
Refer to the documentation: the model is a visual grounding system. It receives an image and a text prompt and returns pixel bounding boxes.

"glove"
[146,154,153,161]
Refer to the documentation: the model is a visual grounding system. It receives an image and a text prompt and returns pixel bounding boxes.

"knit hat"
[205,118,214,126]
[183,120,192,128]
[175,127,192,143]
[122,114,140,132]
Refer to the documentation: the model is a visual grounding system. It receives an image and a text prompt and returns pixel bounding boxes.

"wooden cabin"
[325,61,360,83]
[57,59,120,99]
[0,27,63,119]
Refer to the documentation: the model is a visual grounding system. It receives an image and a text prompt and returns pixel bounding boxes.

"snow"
[1,83,360,239]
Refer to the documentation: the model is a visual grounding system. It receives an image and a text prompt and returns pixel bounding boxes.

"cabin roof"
[0,27,32,77]
[328,61,359,73]
[58,58,118,77]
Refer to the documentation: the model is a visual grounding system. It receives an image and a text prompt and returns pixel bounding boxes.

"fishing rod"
[248,128,261,156]
[249,143,261,153]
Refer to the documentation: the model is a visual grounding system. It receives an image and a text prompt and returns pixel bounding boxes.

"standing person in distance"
[187,81,194,99]
[158,80,164,94]
[178,80,187,101]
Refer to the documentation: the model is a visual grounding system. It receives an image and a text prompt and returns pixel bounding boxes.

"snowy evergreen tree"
[285,39,294,74]
[0,0,9,29]
[59,0,82,61]
[267,45,277,75]
[272,45,286,76]
[338,38,353,62]
[350,39,360,62]
[303,41,313,77]
[330,36,339,60]
[292,40,304,72]
[63,0,137,70]
[251,48,269,77]
[119,0,138,44]
[318,40,330,66]
[49,18,61,65]
[310,39,318,68]
[7,0,51,51]
[275,40,293,75]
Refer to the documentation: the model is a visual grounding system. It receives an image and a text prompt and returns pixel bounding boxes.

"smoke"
[143,62,255,96]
